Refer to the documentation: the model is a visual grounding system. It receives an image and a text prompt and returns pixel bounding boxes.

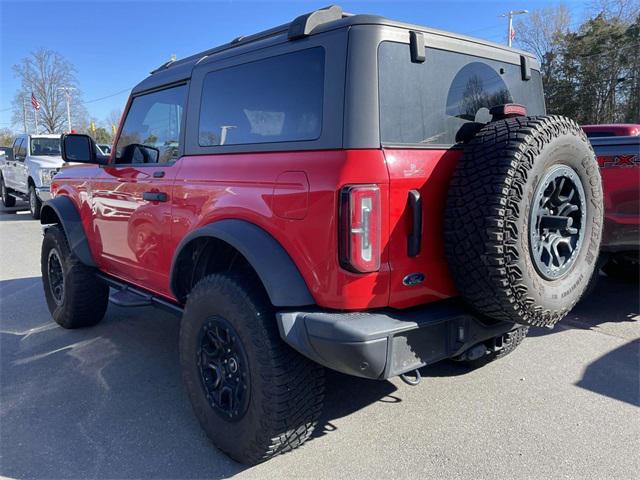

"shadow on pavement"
[312,370,400,439]
[1,276,243,479]
[0,276,407,479]
[575,339,640,406]
[0,203,32,222]
[529,274,639,337]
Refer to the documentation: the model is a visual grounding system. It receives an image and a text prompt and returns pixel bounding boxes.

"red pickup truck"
[583,124,640,281]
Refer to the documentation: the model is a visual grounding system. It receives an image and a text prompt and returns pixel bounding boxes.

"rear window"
[378,41,545,146]
[199,47,324,146]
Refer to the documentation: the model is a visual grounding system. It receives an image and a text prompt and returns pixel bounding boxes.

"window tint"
[31,137,61,156]
[14,139,25,159]
[116,84,186,164]
[378,42,545,146]
[199,47,324,146]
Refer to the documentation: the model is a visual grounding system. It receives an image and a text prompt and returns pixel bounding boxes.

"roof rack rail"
[149,5,346,75]
[150,58,176,75]
[288,5,343,40]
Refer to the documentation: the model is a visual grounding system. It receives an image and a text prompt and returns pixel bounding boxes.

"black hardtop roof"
[132,5,537,95]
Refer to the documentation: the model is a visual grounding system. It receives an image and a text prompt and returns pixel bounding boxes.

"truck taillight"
[339,185,381,273]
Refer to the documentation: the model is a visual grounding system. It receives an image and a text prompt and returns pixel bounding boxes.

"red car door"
[89,84,187,298]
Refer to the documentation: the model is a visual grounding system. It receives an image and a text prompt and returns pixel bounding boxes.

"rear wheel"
[445,115,603,327]
[29,184,42,219]
[41,225,109,328]
[1,176,16,208]
[179,274,325,465]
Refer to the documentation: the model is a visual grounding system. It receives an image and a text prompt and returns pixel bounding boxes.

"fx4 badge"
[597,154,639,168]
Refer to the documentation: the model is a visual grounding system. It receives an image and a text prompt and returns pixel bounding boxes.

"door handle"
[407,189,422,257]
[143,191,168,202]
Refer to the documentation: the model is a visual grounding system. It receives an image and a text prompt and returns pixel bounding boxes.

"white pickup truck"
[0,134,64,218]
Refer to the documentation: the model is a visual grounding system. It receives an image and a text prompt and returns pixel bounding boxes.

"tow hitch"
[399,369,422,386]
[454,331,508,362]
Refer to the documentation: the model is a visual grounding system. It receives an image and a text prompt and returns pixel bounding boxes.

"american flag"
[509,26,516,42]
[31,92,40,111]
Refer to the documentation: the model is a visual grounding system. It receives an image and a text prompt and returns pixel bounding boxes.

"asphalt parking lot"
[0,202,638,480]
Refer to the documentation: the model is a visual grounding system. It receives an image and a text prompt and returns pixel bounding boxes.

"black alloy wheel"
[197,317,250,421]
[47,248,65,305]
[529,165,586,280]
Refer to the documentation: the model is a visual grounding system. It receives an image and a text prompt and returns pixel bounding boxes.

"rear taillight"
[339,185,381,273]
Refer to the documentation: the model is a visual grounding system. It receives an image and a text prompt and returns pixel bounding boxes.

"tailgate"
[384,148,460,308]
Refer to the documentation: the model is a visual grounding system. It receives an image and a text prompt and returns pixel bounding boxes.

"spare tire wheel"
[444,115,603,327]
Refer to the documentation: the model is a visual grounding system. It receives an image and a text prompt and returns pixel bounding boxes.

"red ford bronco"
[41,6,603,464]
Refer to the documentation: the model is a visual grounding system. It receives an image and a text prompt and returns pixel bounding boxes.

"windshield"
[31,137,61,156]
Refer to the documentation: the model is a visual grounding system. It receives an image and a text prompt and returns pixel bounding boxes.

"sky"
[0,0,590,131]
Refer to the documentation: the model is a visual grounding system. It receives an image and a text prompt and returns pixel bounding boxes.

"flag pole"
[499,10,528,47]
[22,97,28,133]
[33,105,38,134]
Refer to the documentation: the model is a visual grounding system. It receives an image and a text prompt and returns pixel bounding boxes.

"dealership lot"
[0,203,638,480]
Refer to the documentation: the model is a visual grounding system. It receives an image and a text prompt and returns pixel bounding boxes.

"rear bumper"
[277,300,516,379]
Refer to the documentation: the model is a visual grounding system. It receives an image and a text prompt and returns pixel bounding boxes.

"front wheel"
[179,274,325,465]
[29,184,42,219]
[41,225,109,328]
[1,176,16,208]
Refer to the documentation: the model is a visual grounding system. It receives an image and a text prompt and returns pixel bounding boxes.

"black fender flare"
[40,196,97,267]
[170,219,315,307]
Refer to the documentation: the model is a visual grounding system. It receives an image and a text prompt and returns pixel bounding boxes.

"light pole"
[22,96,28,133]
[58,87,75,133]
[499,9,528,47]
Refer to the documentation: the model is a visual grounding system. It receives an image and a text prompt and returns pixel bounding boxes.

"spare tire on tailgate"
[444,115,603,327]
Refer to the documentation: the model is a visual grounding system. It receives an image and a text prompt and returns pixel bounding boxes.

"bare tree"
[0,128,15,147]
[11,48,87,133]
[589,0,640,20]
[106,108,123,132]
[514,5,572,63]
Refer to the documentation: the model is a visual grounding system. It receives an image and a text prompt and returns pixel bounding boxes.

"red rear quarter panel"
[172,150,391,310]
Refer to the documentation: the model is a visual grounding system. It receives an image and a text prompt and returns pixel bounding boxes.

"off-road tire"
[29,184,42,219]
[179,274,325,465]
[578,254,607,303]
[0,175,16,208]
[459,326,529,369]
[41,224,109,328]
[445,115,603,327]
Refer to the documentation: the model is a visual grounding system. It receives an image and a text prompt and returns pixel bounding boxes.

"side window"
[378,42,545,146]
[115,84,186,164]
[13,139,25,160]
[198,47,324,146]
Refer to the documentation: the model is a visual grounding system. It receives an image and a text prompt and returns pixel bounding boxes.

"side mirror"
[118,143,161,164]
[61,134,108,165]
